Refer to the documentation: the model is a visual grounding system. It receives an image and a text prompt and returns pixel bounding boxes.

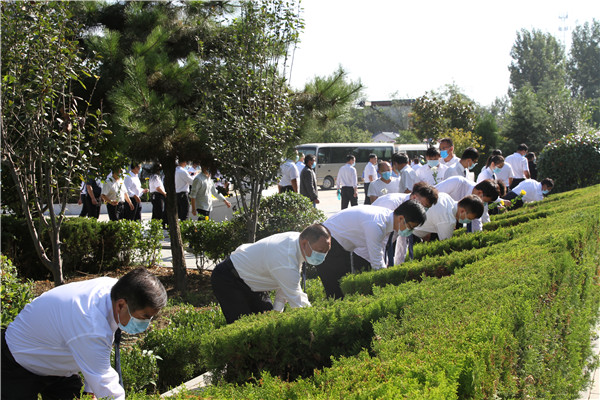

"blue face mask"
[381,171,392,180]
[398,228,413,237]
[427,160,439,167]
[305,242,327,265]
[493,167,502,174]
[468,163,477,171]
[542,189,549,195]
[118,305,152,335]
[459,218,472,224]
[440,150,449,159]
[312,162,316,169]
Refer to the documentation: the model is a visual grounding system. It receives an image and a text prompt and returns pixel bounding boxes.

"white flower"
[381,188,388,195]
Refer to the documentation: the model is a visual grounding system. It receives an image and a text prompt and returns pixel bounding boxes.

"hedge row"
[191,186,599,398]
[0,216,163,279]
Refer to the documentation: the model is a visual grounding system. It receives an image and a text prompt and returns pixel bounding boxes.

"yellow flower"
[205,216,209,221]
[520,190,527,196]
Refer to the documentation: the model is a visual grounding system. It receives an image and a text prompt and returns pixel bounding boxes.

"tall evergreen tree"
[568,19,600,100]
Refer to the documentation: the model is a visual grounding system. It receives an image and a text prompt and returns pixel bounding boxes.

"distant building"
[372,132,399,143]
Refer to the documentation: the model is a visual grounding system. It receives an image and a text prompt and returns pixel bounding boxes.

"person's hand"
[78,198,82,206]
[224,200,231,208]
[192,209,197,216]
[143,188,149,194]
[111,200,118,206]
[91,198,98,206]
[315,199,320,204]
[129,203,134,210]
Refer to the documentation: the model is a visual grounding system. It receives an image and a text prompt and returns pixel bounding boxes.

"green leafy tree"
[509,29,567,96]
[568,19,600,100]
[1,1,107,285]
[197,0,304,242]
[501,86,550,153]
[410,93,446,141]
[100,1,227,291]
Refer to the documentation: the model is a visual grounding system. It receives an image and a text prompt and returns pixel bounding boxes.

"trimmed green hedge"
[0,216,163,279]
[188,185,600,398]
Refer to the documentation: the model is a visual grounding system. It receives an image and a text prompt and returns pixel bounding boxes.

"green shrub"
[140,305,225,392]
[538,130,600,193]
[111,345,161,394]
[1,255,34,329]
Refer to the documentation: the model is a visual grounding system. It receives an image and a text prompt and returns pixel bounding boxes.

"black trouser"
[211,258,273,324]
[196,209,210,218]
[510,178,525,190]
[385,233,395,266]
[340,186,357,210]
[363,182,371,205]
[84,196,101,219]
[176,192,190,221]
[106,202,124,221]
[151,192,167,228]
[123,201,141,221]
[78,194,88,217]
[502,191,524,209]
[1,330,83,400]
[281,185,294,193]
[315,237,356,299]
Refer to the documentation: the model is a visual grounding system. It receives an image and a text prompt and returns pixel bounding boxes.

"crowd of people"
[213,139,554,324]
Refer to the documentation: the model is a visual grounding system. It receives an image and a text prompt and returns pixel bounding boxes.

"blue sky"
[289,0,599,106]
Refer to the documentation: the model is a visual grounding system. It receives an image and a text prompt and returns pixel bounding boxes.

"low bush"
[0,216,163,279]
[0,255,34,329]
[112,345,161,394]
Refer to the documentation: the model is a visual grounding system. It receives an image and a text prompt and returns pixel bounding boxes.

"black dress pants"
[176,192,190,221]
[106,202,124,221]
[151,192,167,228]
[340,186,357,210]
[84,196,101,219]
[1,330,83,400]
[211,258,273,324]
[363,182,371,205]
[315,237,353,299]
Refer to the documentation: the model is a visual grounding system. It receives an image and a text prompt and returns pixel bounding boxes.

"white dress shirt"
[444,161,468,179]
[411,162,422,171]
[440,155,460,168]
[175,165,194,193]
[363,161,378,182]
[504,152,529,179]
[435,176,476,202]
[413,192,457,240]
[367,177,401,199]
[190,173,227,212]
[476,166,496,183]
[279,160,299,187]
[336,163,358,189]
[398,164,418,193]
[416,163,448,185]
[324,205,395,270]
[149,174,165,193]
[230,232,310,311]
[296,161,305,172]
[101,176,126,202]
[124,171,144,198]
[372,192,410,210]
[496,163,514,188]
[511,179,544,203]
[5,277,124,399]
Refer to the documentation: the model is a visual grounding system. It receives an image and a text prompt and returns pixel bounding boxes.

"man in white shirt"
[438,137,461,168]
[367,161,400,203]
[411,158,423,171]
[416,147,448,185]
[296,152,305,173]
[445,147,479,180]
[124,163,149,221]
[316,201,427,298]
[362,153,378,204]
[336,154,358,209]
[435,176,501,231]
[502,178,554,206]
[392,153,418,194]
[175,160,195,221]
[190,165,232,219]
[278,153,300,194]
[101,168,135,221]
[211,224,331,323]
[477,155,505,183]
[504,143,530,189]
[413,193,484,241]
[2,268,167,400]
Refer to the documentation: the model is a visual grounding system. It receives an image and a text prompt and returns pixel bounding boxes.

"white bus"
[296,142,429,189]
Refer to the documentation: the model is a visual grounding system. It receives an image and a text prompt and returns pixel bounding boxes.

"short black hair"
[130,162,140,171]
[346,154,355,162]
[426,147,440,158]
[458,195,485,219]
[369,153,377,160]
[461,147,479,161]
[377,161,391,172]
[300,223,331,244]
[541,178,554,188]
[490,155,504,165]
[491,149,502,156]
[439,137,453,147]
[526,152,536,161]
[394,199,427,227]
[111,268,168,312]
[305,154,315,163]
[411,181,439,206]
[517,143,528,152]
[474,179,500,202]
[392,152,409,166]
[496,180,507,197]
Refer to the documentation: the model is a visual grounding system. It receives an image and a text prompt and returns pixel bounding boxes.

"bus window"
[297,146,316,157]
[329,147,353,164]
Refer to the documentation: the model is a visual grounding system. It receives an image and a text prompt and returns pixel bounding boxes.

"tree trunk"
[162,161,187,292]
[50,227,64,286]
